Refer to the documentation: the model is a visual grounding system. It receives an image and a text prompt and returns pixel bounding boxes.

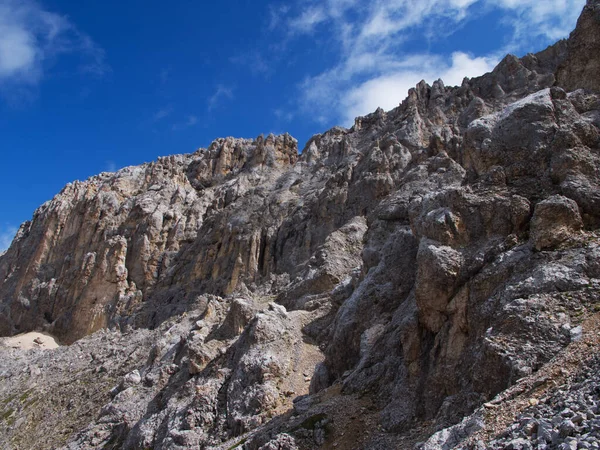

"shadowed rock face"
[557,0,600,93]
[0,2,600,449]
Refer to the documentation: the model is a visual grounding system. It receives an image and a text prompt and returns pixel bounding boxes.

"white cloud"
[442,52,498,86]
[275,0,585,125]
[300,47,499,126]
[0,24,36,79]
[289,6,327,33]
[207,84,235,111]
[0,225,17,253]
[0,0,107,91]
[171,115,198,131]
[340,52,497,125]
[492,0,585,43]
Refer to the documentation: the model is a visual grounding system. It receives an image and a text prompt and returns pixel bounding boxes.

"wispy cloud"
[171,115,198,131]
[494,0,585,43]
[271,0,584,125]
[289,6,327,33]
[268,4,291,31]
[229,52,271,76]
[207,84,234,111]
[0,224,18,253]
[338,52,497,125]
[152,105,173,122]
[273,108,294,123]
[0,0,108,100]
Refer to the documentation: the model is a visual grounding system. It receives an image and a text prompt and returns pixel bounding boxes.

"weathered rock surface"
[530,195,583,251]
[1,1,600,449]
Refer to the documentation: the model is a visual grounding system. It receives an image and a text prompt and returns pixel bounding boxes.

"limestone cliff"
[1,1,600,449]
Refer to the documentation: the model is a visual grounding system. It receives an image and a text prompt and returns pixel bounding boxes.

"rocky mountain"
[1,1,600,449]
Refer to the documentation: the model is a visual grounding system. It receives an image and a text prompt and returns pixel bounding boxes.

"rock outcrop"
[1,1,600,449]
[530,195,583,251]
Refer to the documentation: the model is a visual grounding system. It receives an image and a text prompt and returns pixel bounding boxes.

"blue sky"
[0,0,586,250]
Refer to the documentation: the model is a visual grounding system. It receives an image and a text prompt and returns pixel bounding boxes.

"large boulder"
[530,195,583,251]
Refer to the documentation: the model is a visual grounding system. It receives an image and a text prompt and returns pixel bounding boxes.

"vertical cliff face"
[0,2,600,449]
[0,134,299,343]
[557,0,600,92]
